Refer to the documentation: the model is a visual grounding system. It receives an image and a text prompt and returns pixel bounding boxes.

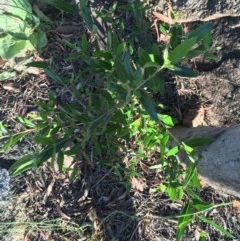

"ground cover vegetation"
[0,0,236,240]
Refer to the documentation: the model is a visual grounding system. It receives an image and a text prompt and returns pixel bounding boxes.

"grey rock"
[0,169,10,202]
[171,126,240,198]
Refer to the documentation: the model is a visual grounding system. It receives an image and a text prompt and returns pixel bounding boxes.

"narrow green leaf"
[34,136,53,145]
[0,122,9,135]
[202,31,212,47]
[198,216,235,239]
[182,143,194,155]
[170,25,182,49]
[186,23,213,42]
[123,52,134,78]
[114,56,129,82]
[159,24,167,35]
[171,66,198,77]
[149,164,163,170]
[80,0,93,30]
[49,0,79,13]
[44,68,64,85]
[7,31,28,40]
[184,137,213,148]
[89,112,112,132]
[166,146,179,156]
[1,133,25,151]
[167,185,176,200]
[177,202,193,241]
[169,37,197,64]
[163,47,169,63]
[81,34,88,52]
[138,90,159,123]
[143,62,161,69]
[17,116,36,128]
[193,199,214,212]
[204,52,219,61]
[25,61,48,68]
[186,187,202,201]
[190,167,202,189]
[183,163,197,188]
[70,165,80,181]
[57,151,64,173]
[10,154,36,176]
[158,114,174,127]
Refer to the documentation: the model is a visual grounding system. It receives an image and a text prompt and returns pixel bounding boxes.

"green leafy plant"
[0,0,47,60]
[0,1,234,240]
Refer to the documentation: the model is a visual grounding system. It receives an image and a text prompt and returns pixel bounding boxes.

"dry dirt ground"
[0,1,240,241]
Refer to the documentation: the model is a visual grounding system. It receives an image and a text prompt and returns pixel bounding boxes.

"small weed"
[0,1,234,240]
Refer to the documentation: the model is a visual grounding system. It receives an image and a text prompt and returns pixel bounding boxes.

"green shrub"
[0,1,234,240]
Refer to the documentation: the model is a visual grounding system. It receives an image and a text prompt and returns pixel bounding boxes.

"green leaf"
[186,187,202,201]
[80,0,93,30]
[57,151,64,172]
[167,185,176,200]
[44,68,64,85]
[166,146,179,156]
[0,132,25,151]
[0,0,32,20]
[159,24,167,35]
[170,25,182,49]
[138,90,159,123]
[148,74,165,94]
[184,137,213,148]
[34,136,53,145]
[171,66,198,77]
[114,56,130,83]
[182,143,194,155]
[202,31,212,47]
[25,61,49,68]
[37,138,69,166]
[138,47,153,65]
[0,122,9,135]
[177,202,193,241]
[7,31,28,40]
[186,23,213,42]
[0,35,26,60]
[198,216,235,239]
[17,116,36,128]
[193,199,214,212]
[117,42,126,55]
[10,154,36,176]
[49,0,79,13]
[204,52,219,61]
[81,34,88,52]
[143,62,161,69]
[28,28,47,49]
[0,70,16,81]
[169,37,197,65]
[163,47,169,63]
[158,114,174,127]
[0,14,24,34]
[183,163,198,188]
[190,167,202,189]
[70,165,80,181]
[89,112,112,133]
